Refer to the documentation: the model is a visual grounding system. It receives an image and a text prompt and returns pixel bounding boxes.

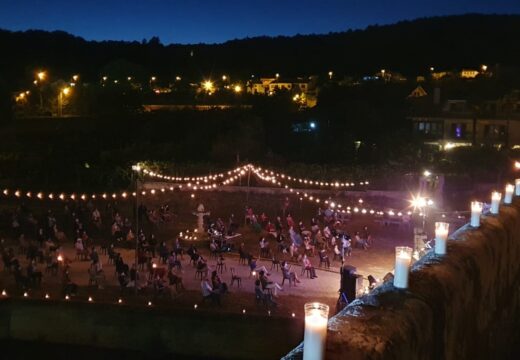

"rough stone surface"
[284,200,520,359]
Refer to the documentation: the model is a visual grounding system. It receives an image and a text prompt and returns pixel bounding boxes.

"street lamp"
[233,85,242,93]
[203,80,214,93]
[131,164,142,294]
[58,87,71,117]
[328,71,333,79]
[410,194,434,230]
[36,70,47,111]
[37,71,46,81]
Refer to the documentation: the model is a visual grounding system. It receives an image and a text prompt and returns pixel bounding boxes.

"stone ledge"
[284,201,520,359]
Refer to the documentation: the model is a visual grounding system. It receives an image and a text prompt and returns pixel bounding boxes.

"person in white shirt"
[201,278,220,305]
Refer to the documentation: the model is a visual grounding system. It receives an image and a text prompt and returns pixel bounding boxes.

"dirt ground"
[0,188,415,318]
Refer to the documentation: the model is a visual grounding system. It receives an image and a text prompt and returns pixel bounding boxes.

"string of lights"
[138,163,371,189]
[251,166,411,217]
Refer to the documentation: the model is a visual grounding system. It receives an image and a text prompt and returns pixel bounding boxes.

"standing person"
[274,216,283,236]
[149,233,157,258]
[90,246,99,265]
[362,226,372,246]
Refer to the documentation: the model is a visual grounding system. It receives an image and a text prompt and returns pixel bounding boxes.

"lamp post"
[36,71,46,111]
[58,87,71,117]
[411,194,434,256]
[132,164,142,294]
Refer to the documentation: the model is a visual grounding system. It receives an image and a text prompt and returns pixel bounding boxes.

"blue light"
[310,122,316,129]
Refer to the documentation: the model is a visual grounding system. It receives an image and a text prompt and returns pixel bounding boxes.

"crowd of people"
[0,194,378,314]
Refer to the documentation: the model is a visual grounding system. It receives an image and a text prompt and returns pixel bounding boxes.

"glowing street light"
[58,87,71,117]
[328,71,333,79]
[222,75,227,81]
[233,85,242,93]
[72,74,79,81]
[481,64,488,72]
[37,71,47,81]
[203,80,214,93]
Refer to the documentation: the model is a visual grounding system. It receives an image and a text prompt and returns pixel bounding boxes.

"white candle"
[434,222,449,255]
[470,201,482,227]
[394,246,412,289]
[504,184,514,204]
[490,192,501,215]
[304,302,329,360]
[515,179,520,196]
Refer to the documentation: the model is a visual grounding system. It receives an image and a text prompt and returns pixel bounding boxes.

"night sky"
[1,0,519,44]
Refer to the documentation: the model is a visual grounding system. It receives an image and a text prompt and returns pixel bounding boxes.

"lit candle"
[470,201,483,227]
[490,192,501,215]
[434,222,449,255]
[394,247,412,289]
[303,302,329,360]
[515,179,520,196]
[504,184,514,204]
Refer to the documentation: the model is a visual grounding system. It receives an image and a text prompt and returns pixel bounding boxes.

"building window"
[450,123,467,139]
[484,124,507,140]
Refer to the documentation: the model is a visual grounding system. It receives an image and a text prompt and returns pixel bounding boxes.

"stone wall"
[0,299,303,359]
[284,200,520,359]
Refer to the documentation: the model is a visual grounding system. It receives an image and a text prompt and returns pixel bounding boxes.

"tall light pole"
[132,164,141,294]
[58,87,71,117]
[36,71,46,111]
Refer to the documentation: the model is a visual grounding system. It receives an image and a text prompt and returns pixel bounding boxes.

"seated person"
[281,261,300,284]
[201,278,220,305]
[342,236,352,257]
[255,279,277,307]
[302,255,317,278]
[319,249,330,267]
[289,242,300,261]
[259,270,283,296]
[249,256,269,275]
[167,251,182,271]
[187,244,197,258]
[154,276,169,294]
[304,238,315,256]
[118,272,129,287]
[334,244,342,260]
[158,242,169,262]
[27,261,42,285]
[354,232,369,250]
[62,269,78,296]
[196,256,208,271]
[211,270,228,294]
[209,240,219,254]
[168,268,184,291]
